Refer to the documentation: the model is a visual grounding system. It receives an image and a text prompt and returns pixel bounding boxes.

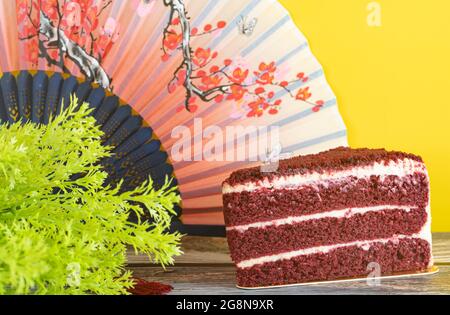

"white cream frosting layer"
[227,205,415,233]
[223,158,427,194]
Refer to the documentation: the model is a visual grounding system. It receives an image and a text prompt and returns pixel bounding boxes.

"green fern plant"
[0,97,182,295]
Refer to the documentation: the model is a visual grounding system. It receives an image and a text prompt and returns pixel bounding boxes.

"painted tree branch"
[162,0,325,116]
[39,11,111,88]
[163,0,234,111]
[39,41,69,73]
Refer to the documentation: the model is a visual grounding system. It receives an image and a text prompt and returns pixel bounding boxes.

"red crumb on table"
[128,278,173,295]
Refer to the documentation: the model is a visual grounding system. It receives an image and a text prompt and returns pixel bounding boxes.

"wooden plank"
[431,233,450,264]
[127,236,232,265]
[130,265,450,295]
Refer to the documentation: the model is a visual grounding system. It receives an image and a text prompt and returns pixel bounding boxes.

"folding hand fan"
[0,0,347,236]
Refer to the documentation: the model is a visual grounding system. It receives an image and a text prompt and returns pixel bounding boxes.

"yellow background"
[280,0,450,231]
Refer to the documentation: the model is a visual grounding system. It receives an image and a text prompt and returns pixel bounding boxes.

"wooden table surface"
[127,233,450,295]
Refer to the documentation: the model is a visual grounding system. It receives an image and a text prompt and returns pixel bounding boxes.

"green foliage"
[0,97,182,295]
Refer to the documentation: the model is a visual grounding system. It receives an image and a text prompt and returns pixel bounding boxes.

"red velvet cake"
[222,147,433,288]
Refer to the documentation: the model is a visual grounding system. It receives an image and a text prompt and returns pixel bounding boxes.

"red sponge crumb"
[128,278,173,295]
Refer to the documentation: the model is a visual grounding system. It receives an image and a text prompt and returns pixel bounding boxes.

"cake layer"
[224,147,423,187]
[236,238,431,288]
[227,205,428,262]
[223,157,425,194]
[223,173,428,226]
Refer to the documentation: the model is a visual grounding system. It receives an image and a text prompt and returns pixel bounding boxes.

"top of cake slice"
[223,147,424,186]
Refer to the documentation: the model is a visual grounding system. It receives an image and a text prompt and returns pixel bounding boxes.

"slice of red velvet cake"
[222,147,433,288]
